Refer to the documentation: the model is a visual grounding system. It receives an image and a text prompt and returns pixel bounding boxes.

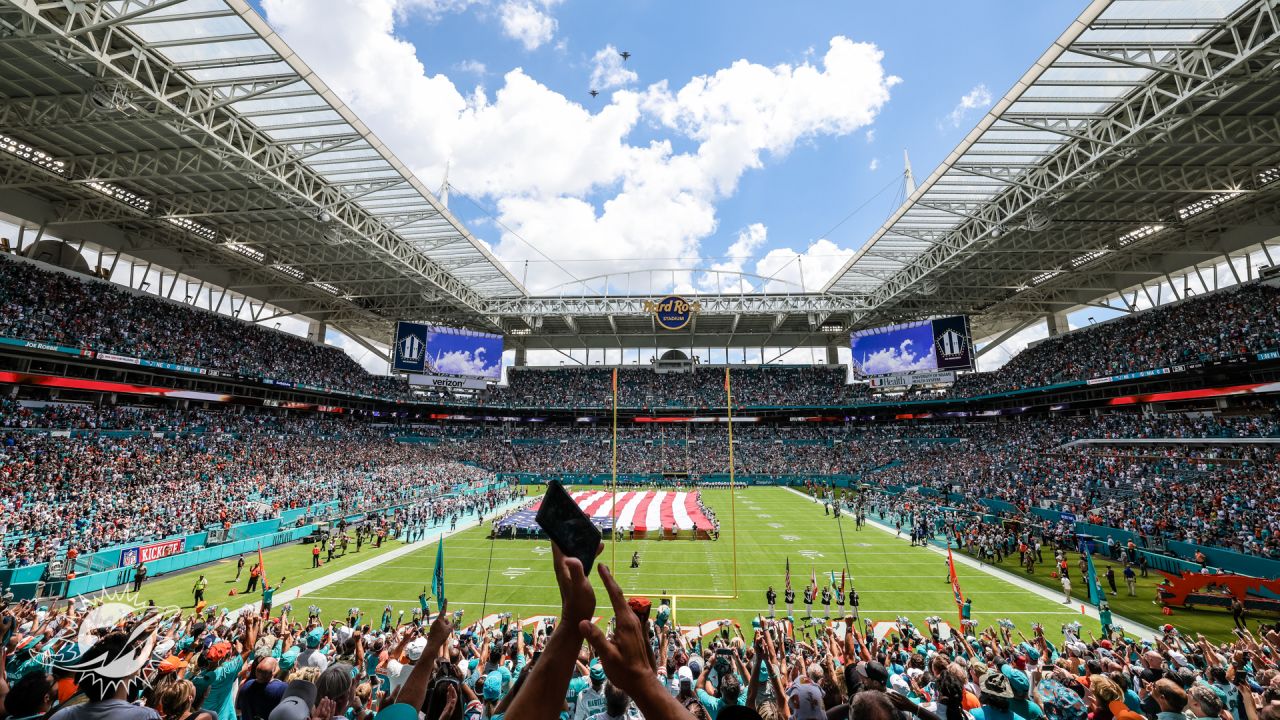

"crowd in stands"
[471,281,1280,410]
[6,533,1280,720]
[947,282,1280,398]
[860,413,1280,558]
[4,253,1280,412]
[0,256,412,400]
[6,397,1280,566]
[481,366,867,408]
[0,406,510,567]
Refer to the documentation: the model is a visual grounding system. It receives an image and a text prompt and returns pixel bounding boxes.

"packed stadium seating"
[6,400,1279,565]
[0,406,513,567]
[0,256,414,399]
[947,281,1280,397]
[5,254,1279,410]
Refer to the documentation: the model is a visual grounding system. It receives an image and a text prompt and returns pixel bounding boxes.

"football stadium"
[1,0,1280,718]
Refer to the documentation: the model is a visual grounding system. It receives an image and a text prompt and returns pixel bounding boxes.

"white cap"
[406,637,428,661]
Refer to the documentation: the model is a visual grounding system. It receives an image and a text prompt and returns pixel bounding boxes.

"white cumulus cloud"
[259,1,899,293]
[453,59,487,75]
[868,157,879,171]
[498,0,560,50]
[699,222,768,292]
[753,238,856,292]
[589,44,638,91]
[946,83,992,127]
[432,347,500,377]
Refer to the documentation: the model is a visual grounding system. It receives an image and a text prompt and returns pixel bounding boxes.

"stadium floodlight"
[509,328,532,336]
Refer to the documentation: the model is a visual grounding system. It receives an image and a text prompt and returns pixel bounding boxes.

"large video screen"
[393,322,504,379]
[850,315,974,376]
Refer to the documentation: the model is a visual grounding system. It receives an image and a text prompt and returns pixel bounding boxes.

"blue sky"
[253,0,1084,296]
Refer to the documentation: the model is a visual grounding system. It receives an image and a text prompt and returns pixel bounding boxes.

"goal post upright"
[611,367,619,571]
[725,367,738,599]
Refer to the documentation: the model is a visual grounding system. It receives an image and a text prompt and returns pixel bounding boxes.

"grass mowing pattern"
[125,488,1244,641]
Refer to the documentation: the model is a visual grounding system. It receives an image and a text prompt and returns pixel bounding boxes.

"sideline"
[262,499,526,610]
[780,486,1160,640]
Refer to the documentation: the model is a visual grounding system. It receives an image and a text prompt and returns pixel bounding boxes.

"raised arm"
[504,544,599,720]
[580,564,695,720]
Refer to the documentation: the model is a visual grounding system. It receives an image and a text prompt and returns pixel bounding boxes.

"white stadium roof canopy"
[1,0,1279,351]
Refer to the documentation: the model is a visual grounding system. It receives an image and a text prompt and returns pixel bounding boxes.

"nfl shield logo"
[936,328,965,359]
[398,332,425,363]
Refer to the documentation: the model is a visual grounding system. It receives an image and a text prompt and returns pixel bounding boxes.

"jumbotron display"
[850,315,975,376]
[392,322,504,380]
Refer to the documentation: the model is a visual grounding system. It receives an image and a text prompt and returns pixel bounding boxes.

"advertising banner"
[408,373,490,391]
[119,538,186,567]
[868,370,956,388]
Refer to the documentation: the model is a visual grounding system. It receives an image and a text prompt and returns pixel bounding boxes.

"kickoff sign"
[119,538,186,567]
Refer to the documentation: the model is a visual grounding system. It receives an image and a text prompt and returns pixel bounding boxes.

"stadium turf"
[125,487,1248,642]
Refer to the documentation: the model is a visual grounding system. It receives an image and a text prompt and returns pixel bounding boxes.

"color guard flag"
[948,548,965,625]
[810,566,817,594]
[785,558,791,591]
[432,536,446,612]
[1085,549,1103,606]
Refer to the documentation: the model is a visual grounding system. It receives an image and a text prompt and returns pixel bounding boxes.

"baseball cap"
[205,641,233,663]
[305,628,324,648]
[1001,666,1030,698]
[269,680,318,720]
[855,661,888,684]
[980,670,1015,699]
[890,673,911,695]
[677,666,694,686]
[158,655,189,674]
[589,660,606,682]
[406,638,427,661]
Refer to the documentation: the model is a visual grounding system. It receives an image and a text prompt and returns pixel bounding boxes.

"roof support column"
[307,319,327,344]
[1045,311,1069,338]
[825,345,840,366]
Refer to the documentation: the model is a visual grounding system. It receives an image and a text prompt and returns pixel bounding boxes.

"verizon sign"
[409,373,490,391]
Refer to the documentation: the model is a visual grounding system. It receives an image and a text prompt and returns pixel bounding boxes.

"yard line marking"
[778,486,1160,640]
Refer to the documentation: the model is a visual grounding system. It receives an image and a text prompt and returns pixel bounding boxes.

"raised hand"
[552,543,599,627]
[580,564,696,719]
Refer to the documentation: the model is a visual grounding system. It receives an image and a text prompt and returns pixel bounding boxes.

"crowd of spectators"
[6,396,1280,566]
[5,533,1280,720]
[472,281,1280,409]
[947,282,1280,398]
[0,406,506,567]
[480,366,867,408]
[4,254,1280,412]
[0,257,412,400]
[860,413,1280,558]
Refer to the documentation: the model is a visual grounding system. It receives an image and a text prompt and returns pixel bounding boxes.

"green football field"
[123,487,1246,642]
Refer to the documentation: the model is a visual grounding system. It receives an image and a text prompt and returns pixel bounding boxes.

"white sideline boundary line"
[779,487,1159,640]
[261,500,524,611]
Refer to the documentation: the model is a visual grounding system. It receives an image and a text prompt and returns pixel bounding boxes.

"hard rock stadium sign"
[643,296,702,331]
